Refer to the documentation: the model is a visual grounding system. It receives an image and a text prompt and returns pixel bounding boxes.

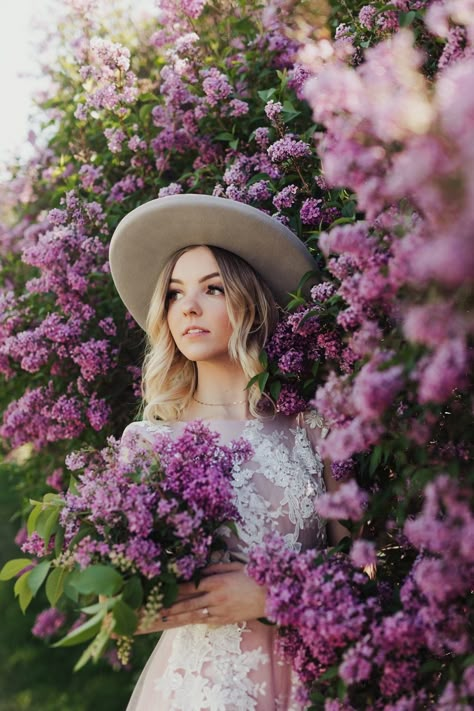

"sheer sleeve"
[295,409,329,456]
[118,420,165,465]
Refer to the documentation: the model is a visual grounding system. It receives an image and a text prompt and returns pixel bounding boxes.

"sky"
[0,0,156,175]
[0,0,40,169]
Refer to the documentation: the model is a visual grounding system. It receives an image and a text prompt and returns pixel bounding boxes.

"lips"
[182,327,210,335]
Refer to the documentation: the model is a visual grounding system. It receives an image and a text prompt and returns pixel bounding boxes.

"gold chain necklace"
[192,395,247,407]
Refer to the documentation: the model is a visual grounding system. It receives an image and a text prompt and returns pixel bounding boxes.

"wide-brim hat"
[109,194,318,330]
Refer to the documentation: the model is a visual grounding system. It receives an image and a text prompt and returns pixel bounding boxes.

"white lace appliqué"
[228,419,327,554]
[155,624,268,711]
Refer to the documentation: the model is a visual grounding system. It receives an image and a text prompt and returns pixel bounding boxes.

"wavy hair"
[140,245,279,422]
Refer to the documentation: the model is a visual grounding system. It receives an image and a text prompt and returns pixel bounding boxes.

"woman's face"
[166,246,234,364]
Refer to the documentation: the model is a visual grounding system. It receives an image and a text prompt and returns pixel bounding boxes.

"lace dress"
[121,414,328,711]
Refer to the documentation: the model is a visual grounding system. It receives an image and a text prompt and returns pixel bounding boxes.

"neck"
[185,360,250,420]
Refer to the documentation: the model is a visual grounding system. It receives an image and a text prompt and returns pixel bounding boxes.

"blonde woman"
[110,194,345,711]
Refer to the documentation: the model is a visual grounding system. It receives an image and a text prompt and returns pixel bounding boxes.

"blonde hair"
[140,245,279,422]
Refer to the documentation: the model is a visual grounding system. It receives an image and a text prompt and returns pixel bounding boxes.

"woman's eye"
[167,290,181,302]
[208,284,224,295]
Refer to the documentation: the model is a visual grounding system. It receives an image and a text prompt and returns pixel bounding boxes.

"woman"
[109,194,346,710]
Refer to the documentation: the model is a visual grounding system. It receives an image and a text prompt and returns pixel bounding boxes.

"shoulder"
[121,419,170,444]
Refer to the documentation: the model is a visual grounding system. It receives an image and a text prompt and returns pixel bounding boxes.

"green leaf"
[257,372,269,393]
[74,626,111,671]
[214,132,234,141]
[14,571,34,613]
[369,445,383,475]
[36,507,60,547]
[337,677,347,700]
[462,655,474,669]
[259,350,268,369]
[122,576,144,609]
[286,295,306,310]
[296,269,319,291]
[27,560,52,596]
[138,103,155,123]
[0,558,33,581]
[46,566,69,607]
[162,575,179,608]
[67,565,124,597]
[399,10,416,26]
[246,372,265,389]
[319,665,340,681]
[112,599,138,636]
[27,504,42,536]
[269,380,281,401]
[67,524,96,550]
[139,92,158,102]
[43,509,60,548]
[53,610,105,648]
[420,659,442,673]
[54,526,65,557]
[341,201,356,218]
[257,88,277,102]
[80,598,116,615]
[329,216,356,227]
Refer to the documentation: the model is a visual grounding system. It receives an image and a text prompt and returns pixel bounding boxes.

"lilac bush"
[245,0,474,707]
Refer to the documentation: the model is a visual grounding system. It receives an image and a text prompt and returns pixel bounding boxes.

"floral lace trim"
[154,623,268,710]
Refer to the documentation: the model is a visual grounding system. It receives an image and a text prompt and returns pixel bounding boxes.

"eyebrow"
[169,272,221,284]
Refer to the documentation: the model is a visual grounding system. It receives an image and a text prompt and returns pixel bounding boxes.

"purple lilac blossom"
[32,608,66,639]
[315,479,369,521]
[273,185,298,210]
[267,136,312,163]
[264,100,283,121]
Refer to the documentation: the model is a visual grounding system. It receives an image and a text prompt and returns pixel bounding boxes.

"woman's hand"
[136,562,267,634]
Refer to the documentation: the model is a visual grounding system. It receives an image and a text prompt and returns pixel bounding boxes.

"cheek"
[216,302,233,333]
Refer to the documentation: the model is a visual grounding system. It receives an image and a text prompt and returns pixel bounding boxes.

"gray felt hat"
[109,194,318,330]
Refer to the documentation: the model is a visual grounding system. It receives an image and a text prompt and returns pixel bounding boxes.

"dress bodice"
[121,414,327,558]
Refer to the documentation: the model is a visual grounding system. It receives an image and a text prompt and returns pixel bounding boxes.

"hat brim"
[109,194,318,330]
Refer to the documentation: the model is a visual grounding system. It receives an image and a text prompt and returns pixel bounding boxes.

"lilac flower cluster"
[0,191,128,446]
[264,289,360,415]
[76,37,138,118]
[32,608,67,639]
[14,421,251,666]
[247,535,381,704]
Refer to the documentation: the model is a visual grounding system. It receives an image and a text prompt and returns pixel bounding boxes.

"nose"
[181,292,202,316]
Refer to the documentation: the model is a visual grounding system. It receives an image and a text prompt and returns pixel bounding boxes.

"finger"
[175,589,205,601]
[164,593,213,618]
[177,580,209,596]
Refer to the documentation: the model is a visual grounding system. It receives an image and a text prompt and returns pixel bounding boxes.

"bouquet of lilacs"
[0,421,250,670]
